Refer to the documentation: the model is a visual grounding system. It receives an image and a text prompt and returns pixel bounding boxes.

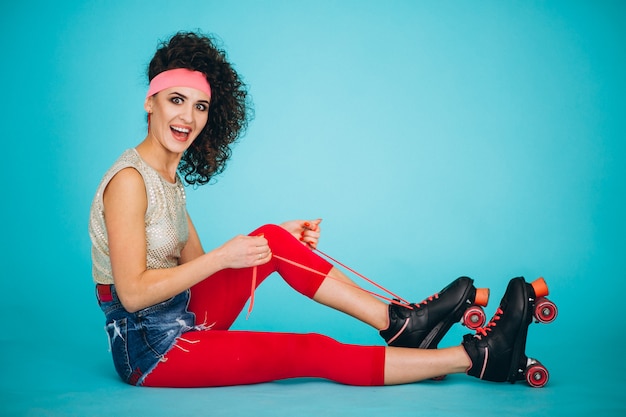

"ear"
[144,96,153,113]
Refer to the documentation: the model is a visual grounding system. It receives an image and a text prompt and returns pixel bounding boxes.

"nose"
[179,103,194,123]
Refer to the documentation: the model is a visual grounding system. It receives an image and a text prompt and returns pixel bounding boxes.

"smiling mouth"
[170,125,191,141]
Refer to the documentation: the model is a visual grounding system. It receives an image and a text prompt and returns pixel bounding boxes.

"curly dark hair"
[148,31,252,186]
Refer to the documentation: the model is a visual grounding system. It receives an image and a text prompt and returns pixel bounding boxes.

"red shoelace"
[475,308,503,337]
[413,293,440,308]
[246,247,413,318]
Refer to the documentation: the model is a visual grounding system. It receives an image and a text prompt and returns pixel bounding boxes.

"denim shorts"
[97,285,196,385]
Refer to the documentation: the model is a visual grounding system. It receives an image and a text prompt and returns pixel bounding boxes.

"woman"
[89,31,552,388]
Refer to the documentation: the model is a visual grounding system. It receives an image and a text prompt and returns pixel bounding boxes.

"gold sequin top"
[89,148,189,284]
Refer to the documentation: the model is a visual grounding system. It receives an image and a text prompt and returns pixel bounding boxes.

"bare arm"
[103,168,272,313]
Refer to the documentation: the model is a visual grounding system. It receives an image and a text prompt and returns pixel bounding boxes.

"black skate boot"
[380,276,490,349]
[462,276,557,387]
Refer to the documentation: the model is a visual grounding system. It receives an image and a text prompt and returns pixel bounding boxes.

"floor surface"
[1,314,623,417]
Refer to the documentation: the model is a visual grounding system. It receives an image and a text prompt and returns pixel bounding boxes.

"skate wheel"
[474,287,490,307]
[534,297,558,323]
[531,277,549,298]
[462,306,486,330]
[526,363,549,388]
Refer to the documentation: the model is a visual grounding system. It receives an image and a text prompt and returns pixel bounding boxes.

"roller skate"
[380,276,490,349]
[462,276,557,387]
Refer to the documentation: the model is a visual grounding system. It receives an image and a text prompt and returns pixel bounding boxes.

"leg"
[311,267,389,330]
[187,224,334,329]
[260,224,390,329]
[248,225,490,342]
[143,330,386,387]
[188,224,389,330]
[142,329,471,387]
[384,345,470,384]
[189,224,486,352]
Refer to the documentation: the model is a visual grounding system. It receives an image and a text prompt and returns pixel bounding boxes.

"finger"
[302,229,320,240]
[255,245,271,257]
[257,250,273,264]
[299,231,314,243]
[304,219,322,231]
[253,235,268,249]
[300,235,317,249]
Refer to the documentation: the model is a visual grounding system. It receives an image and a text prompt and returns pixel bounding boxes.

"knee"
[251,224,290,241]
[251,224,302,253]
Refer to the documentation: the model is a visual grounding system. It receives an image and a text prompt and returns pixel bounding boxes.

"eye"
[170,96,183,104]
[195,103,208,111]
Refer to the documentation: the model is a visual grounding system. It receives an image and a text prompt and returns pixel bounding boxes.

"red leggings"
[143,224,386,387]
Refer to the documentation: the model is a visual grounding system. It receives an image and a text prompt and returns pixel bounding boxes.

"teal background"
[1,0,624,416]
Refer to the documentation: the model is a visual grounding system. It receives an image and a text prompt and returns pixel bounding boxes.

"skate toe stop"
[531,277,549,298]
[475,288,490,307]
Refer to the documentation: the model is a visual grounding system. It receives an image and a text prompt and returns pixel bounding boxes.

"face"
[144,86,210,154]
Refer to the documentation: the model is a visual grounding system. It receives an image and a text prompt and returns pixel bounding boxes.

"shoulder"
[108,166,145,189]
[106,166,145,193]
[103,167,147,213]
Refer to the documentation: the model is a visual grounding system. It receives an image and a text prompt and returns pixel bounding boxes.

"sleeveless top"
[89,148,189,284]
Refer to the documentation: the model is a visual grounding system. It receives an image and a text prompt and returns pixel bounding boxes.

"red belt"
[96,284,113,302]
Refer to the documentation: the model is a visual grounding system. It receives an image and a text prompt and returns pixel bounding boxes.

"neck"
[135,137,182,183]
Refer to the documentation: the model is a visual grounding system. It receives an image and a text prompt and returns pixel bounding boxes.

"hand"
[215,234,272,269]
[280,219,322,249]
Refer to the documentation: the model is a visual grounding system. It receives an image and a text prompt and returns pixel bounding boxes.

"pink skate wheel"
[526,364,549,388]
[462,306,486,330]
[534,298,558,323]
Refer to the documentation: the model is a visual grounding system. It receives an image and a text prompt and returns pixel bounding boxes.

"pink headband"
[146,68,212,99]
